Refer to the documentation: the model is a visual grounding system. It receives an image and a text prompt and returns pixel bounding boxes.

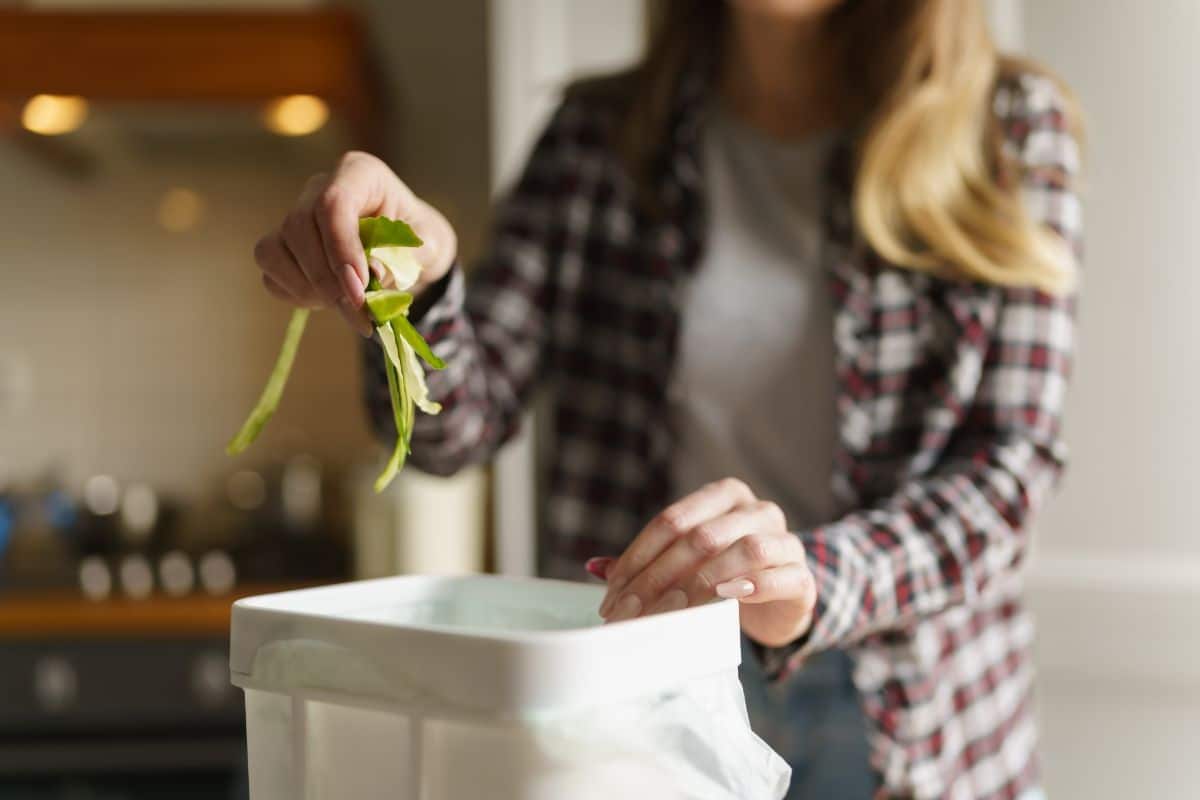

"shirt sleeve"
[363,99,580,476]
[757,73,1083,679]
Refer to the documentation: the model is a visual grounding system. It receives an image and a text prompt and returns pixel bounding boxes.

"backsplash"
[0,142,377,499]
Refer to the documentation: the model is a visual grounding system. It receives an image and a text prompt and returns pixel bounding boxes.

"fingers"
[647,530,804,614]
[324,151,427,292]
[254,233,317,305]
[734,563,817,647]
[409,198,455,283]
[265,155,409,336]
[696,531,805,601]
[317,153,406,299]
[608,501,785,621]
[313,181,369,306]
[647,588,690,615]
[600,478,755,616]
[262,274,304,305]
[649,535,814,636]
[254,151,451,335]
[281,203,372,336]
[732,562,816,607]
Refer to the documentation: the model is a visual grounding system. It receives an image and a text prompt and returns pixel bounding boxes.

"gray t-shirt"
[670,106,839,530]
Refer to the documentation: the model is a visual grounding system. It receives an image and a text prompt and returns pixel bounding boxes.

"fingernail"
[608,593,642,622]
[715,579,755,599]
[599,581,622,617]
[342,265,366,304]
[585,557,613,580]
[652,589,689,614]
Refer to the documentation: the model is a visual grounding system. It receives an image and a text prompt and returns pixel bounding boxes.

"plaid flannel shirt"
[365,66,1081,799]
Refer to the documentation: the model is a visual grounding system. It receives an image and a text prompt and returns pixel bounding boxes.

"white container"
[348,464,488,580]
[230,575,790,800]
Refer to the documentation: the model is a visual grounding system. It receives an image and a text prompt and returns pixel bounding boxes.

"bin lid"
[229,575,741,717]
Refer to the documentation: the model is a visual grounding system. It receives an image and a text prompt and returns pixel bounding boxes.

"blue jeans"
[739,639,875,800]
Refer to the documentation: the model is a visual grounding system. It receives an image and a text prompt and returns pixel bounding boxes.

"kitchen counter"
[0,583,311,639]
[0,582,318,786]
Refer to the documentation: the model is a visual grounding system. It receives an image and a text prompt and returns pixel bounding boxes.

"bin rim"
[229,574,743,716]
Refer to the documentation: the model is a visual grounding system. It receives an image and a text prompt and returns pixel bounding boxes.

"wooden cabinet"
[0,8,376,146]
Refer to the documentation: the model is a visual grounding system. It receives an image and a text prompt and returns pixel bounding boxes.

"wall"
[1015,1,1200,796]
[488,0,647,575]
[0,121,372,498]
[356,0,492,264]
[1026,0,1200,561]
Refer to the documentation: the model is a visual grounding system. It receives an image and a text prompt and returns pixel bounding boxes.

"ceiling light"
[262,94,329,137]
[21,94,89,136]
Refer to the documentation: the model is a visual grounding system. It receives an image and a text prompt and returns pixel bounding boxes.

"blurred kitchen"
[0,1,1197,799]
[0,1,641,797]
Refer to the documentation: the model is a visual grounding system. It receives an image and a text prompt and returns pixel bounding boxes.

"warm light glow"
[262,94,329,137]
[157,187,205,233]
[21,94,89,136]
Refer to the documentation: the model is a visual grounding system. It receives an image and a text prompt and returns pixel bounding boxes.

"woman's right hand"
[254,151,458,337]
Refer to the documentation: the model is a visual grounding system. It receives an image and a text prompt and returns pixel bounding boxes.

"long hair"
[624,0,1081,292]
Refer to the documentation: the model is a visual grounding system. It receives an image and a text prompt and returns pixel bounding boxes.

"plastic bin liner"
[511,670,793,799]
[234,577,791,799]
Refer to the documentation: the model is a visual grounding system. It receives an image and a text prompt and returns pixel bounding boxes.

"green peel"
[361,221,445,492]
[227,215,444,494]
[359,216,423,250]
[391,313,446,370]
[226,308,310,455]
[364,289,413,323]
[373,323,409,490]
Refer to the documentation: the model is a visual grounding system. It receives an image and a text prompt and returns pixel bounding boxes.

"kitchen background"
[0,1,1195,798]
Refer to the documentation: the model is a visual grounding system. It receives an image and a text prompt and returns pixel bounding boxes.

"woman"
[252,0,1081,797]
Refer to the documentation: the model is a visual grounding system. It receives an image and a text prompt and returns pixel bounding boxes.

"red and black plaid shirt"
[366,66,1081,800]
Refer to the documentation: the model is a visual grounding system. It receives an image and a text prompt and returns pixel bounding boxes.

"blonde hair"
[623,0,1081,293]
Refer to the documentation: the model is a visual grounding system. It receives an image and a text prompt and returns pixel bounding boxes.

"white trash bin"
[230,575,790,799]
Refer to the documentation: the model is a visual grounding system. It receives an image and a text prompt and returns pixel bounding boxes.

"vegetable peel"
[225,308,310,456]
[227,216,445,492]
[365,289,413,323]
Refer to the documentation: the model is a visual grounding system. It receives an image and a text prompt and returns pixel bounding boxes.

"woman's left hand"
[595,478,817,648]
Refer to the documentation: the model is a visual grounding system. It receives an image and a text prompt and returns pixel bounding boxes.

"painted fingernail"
[608,593,642,622]
[585,557,613,580]
[715,579,755,599]
[652,589,689,614]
